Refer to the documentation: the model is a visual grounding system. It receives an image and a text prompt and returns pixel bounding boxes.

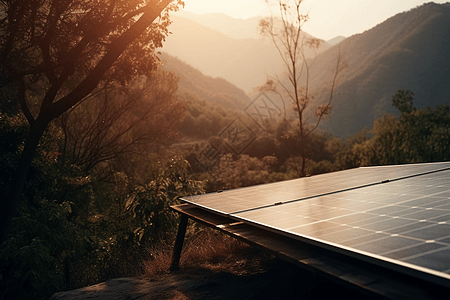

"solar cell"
[232,169,450,286]
[183,161,450,214]
[181,162,450,287]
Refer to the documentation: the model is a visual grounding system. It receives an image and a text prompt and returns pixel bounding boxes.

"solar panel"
[181,162,450,287]
[184,162,450,214]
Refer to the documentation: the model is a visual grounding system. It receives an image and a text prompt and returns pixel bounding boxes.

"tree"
[368,89,450,165]
[327,127,372,170]
[258,0,347,177]
[0,0,181,244]
[0,112,92,298]
[58,69,184,176]
[0,112,199,297]
[392,89,415,114]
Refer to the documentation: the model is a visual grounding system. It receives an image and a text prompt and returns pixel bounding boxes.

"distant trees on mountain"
[163,3,450,138]
[179,92,237,139]
[160,53,249,111]
[323,89,450,169]
[364,90,450,165]
[312,2,450,137]
[182,88,450,193]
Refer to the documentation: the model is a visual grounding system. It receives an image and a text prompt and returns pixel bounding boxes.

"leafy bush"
[0,113,90,299]
[367,91,450,165]
[125,156,204,244]
[0,200,86,299]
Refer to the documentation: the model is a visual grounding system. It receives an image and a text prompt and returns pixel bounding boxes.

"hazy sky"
[181,0,449,40]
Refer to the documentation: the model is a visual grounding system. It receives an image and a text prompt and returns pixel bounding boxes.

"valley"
[162,2,450,137]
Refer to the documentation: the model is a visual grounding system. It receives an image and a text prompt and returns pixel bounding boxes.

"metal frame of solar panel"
[182,162,450,289]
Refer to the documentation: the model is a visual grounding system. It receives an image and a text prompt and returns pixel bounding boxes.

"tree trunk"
[0,117,49,244]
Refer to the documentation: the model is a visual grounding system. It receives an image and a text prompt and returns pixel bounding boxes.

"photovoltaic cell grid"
[182,162,450,287]
[184,162,450,214]
[235,170,450,283]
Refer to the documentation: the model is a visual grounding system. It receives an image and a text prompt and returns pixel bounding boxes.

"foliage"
[160,52,249,111]
[204,154,292,191]
[0,110,205,298]
[308,3,450,137]
[0,199,86,299]
[253,119,335,174]
[258,0,347,176]
[0,2,191,292]
[125,157,204,244]
[0,113,90,299]
[0,0,181,123]
[58,68,184,174]
[304,159,336,176]
[329,89,450,168]
[367,101,450,165]
[392,89,416,114]
[0,0,181,246]
[2,6,449,294]
[0,113,29,191]
[179,92,238,140]
[327,128,372,170]
[67,157,203,288]
[0,0,179,84]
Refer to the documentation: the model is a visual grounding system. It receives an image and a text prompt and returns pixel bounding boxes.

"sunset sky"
[180,0,449,40]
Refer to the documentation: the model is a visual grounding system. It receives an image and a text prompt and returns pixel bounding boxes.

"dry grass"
[141,244,173,278]
[141,227,271,279]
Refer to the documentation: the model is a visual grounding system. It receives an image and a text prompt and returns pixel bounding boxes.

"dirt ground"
[50,250,368,300]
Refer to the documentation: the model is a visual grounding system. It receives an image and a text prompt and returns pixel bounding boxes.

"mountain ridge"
[175,10,346,44]
[311,2,450,136]
[163,2,450,137]
[159,52,250,111]
[162,13,331,93]
[175,10,263,40]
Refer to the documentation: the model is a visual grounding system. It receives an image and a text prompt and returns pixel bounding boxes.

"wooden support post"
[64,257,70,291]
[170,214,189,271]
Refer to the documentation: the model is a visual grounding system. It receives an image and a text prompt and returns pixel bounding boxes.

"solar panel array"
[182,162,450,287]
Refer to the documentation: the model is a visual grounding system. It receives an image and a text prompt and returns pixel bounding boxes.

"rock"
[49,277,161,300]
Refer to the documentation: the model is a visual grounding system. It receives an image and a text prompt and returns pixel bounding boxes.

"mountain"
[163,3,450,138]
[308,2,450,137]
[177,10,345,46]
[159,52,250,110]
[162,13,330,93]
[175,10,263,40]
[326,36,346,46]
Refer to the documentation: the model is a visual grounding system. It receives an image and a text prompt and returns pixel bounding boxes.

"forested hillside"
[310,2,450,136]
[160,52,250,110]
[177,92,241,140]
[162,14,330,93]
[165,3,450,137]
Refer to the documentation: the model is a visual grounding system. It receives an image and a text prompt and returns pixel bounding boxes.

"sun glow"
[180,0,449,40]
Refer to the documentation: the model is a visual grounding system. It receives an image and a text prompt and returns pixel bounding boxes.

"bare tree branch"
[258,0,347,176]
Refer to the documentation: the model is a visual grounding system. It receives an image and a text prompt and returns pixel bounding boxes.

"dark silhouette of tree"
[368,89,450,165]
[392,89,416,114]
[258,0,347,177]
[58,69,184,176]
[0,0,180,244]
[331,89,450,168]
